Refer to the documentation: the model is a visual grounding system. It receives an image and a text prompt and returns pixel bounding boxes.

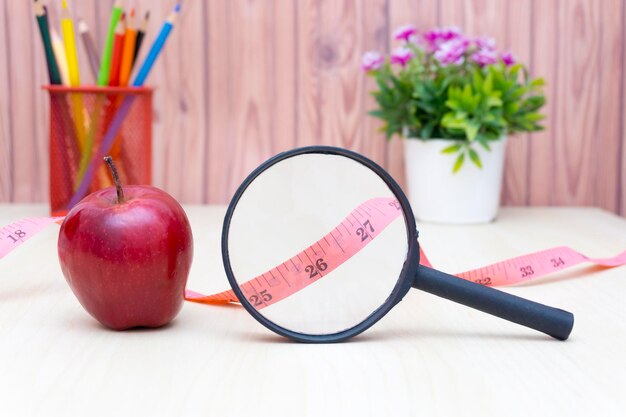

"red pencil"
[108,14,126,86]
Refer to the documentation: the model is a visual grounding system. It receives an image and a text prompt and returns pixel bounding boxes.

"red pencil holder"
[44,86,153,216]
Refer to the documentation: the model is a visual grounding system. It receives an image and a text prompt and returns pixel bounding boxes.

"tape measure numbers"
[1,205,625,308]
[0,217,64,259]
[188,197,402,308]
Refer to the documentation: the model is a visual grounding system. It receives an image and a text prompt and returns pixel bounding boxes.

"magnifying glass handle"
[413,265,574,340]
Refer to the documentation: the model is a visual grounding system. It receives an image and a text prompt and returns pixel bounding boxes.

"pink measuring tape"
[2,200,626,308]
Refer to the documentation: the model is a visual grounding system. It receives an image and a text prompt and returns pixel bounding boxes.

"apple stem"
[104,156,125,204]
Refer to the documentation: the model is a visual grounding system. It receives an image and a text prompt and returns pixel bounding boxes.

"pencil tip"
[61,0,68,9]
[78,19,89,32]
[174,3,181,13]
[130,7,135,17]
[145,10,150,19]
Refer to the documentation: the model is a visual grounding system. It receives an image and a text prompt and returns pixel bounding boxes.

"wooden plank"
[438,0,465,27]
[132,0,170,197]
[622,1,626,217]
[0,1,12,201]
[552,0,602,206]
[387,0,439,192]
[361,0,388,173]
[594,0,623,212]
[297,0,386,167]
[6,1,45,202]
[207,0,297,203]
[154,0,207,203]
[501,0,532,206]
[528,0,559,205]
[228,0,296,190]
[205,0,232,203]
[295,0,321,148]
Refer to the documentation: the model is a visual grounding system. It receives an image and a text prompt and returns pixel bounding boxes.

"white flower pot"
[403,137,507,224]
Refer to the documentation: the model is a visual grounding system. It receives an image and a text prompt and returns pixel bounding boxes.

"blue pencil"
[133,3,180,86]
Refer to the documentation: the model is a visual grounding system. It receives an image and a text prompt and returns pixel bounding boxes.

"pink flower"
[390,46,413,67]
[471,48,498,67]
[474,36,496,51]
[423,26,463,52]
[393,24,417,42]
[501,51,516,66]
[434,37,469,66]
[361,51,384,71]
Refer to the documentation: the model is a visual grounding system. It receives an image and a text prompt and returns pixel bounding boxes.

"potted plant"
[362,25,546,224]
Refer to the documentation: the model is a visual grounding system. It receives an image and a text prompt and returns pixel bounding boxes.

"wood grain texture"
[623,1,626,217]
[595,0,623,213]
[0,1,12,201]
[6,1,46,202]
[1,0,625,215]
[553,0,600,206]
[297,0,386,168]
[205,0,232,203]
[528,0,559,205]
[502,0,532,206]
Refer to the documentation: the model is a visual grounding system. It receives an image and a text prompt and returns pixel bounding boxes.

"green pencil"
[33,0,61,84]
[97,0,124,86]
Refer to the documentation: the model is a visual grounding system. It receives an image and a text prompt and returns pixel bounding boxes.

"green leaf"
[453,152,465,173]
[441,143,462,154]
[473,69,484,91]
[468,148,482,168]
[368,110,385,118]
[509,63,523,79]
[465,120,480,142]
[487,95,503,107]
[522,112,546,122]
[483,72,493,94]
[421,120,437,139]
[530,77,545,88]
[477,136,491,151]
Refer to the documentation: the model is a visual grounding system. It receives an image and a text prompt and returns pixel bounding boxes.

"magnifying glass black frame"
[222,146,574,343]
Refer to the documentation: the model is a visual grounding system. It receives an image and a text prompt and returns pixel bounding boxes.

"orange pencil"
[119,8,137,86]
[108,14,126,86]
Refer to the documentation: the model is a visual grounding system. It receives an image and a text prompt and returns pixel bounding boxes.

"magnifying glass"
[222,146,574,343]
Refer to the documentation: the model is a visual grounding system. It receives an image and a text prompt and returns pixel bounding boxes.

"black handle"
[413,265,574,340]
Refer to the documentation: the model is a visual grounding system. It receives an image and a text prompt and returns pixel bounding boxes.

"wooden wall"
[1,0,625,215]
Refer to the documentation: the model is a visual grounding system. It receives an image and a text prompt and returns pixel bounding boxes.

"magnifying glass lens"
[227,153,409,336]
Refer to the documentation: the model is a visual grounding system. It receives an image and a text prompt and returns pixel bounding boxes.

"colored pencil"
[35,1,75,202]
[132,11,149,70]
[60,0,80,86]
[97,0,123,86]
[34,0,61,85]
[70,4,181,207]
[119,9,137,86]
[108,15,126,86]
[78,19,100,80]
[50,29,70,85]
[133,4,180,86]
[60,0,87,155]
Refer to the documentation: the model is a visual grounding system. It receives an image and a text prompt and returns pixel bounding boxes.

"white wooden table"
[1,205,625,417]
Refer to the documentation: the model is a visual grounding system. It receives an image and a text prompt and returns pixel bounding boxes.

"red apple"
[57,157,193,330]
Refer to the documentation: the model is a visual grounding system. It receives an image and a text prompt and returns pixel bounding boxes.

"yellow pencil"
[61,0,80,86]
[60,0,87,153]
[50,29,69,85]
